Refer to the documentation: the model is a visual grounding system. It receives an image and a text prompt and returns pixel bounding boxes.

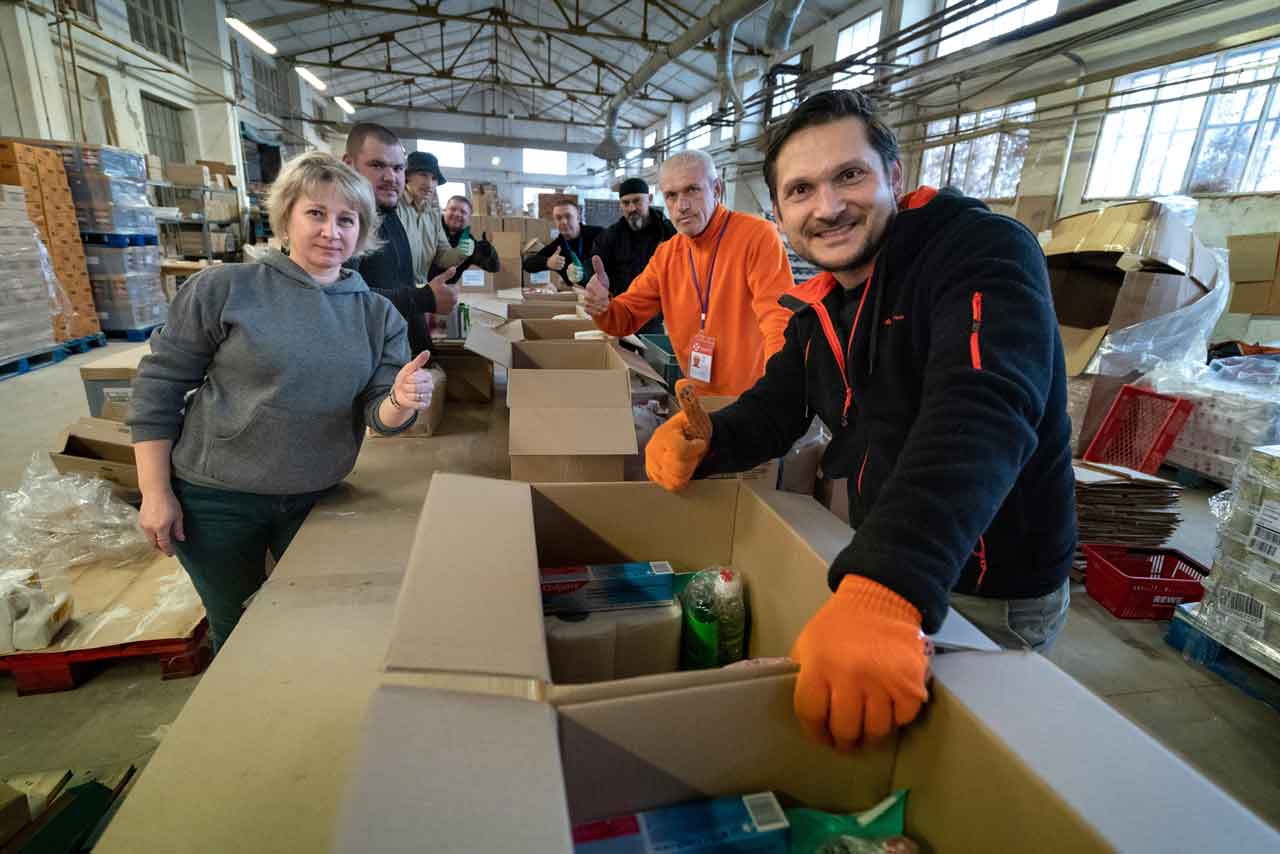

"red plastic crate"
[1083,385,1194,474]
[1084,545,1208,620]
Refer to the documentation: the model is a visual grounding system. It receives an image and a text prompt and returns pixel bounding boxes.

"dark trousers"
[171,478,320,653]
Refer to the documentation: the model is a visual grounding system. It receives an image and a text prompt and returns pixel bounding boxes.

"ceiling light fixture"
[225,18,277,56]
[491,156,501,166]
[295,67,328,92]
[333,96,356,115]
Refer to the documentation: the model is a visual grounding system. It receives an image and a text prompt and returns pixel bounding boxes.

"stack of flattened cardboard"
[331,474,1279,853]
[1073,461,1183,564]
[1045,200,1222,453]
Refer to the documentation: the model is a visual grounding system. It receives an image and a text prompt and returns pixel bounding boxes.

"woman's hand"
[139,488,185,556]
[393,350,435,411]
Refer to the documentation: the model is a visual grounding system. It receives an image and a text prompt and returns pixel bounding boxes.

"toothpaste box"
[573,792,789,853]
[540,561,675,615]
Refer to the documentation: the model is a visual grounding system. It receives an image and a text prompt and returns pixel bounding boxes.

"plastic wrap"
[679,566,747,669]
[787,790,915,854]
[0,187,71,360]
[1144,353,1280,484]
[0,453,152,582]
[1196,445,1280,661]
[1090,245,1230,378]
[781,416,831,494]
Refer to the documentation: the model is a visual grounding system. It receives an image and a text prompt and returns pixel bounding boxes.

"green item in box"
[639,333,682,389]
[786,789,910,854]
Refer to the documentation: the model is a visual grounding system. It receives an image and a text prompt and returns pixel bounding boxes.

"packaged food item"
[573,792,789,853]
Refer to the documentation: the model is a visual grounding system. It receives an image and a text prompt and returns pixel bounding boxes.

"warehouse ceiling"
[221,0,847,133]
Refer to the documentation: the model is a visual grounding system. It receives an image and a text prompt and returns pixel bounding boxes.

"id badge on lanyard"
[687,213,732,385]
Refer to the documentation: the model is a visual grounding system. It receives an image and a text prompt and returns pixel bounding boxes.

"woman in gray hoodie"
[129,151,435,653]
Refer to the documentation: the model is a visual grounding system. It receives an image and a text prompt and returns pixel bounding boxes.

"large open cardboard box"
[334,474,1277,852]
[463,294,575,321]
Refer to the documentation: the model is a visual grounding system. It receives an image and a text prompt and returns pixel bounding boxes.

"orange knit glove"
[790,575,929,750]
[645,412,709,492]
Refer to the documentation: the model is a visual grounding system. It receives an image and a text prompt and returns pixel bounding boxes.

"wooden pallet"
[103,323,162,343]
[0,621,210,696]
[60,332,108,354]
[0,343,68,382]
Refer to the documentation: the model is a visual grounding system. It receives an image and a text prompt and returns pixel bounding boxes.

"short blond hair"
[268,151,382,257]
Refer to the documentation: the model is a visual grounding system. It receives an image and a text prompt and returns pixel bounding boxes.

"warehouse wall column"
[0,4,72,140]
[180,0,245,176]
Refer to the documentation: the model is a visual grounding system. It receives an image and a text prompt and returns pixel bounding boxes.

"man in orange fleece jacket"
[584,150,794,396]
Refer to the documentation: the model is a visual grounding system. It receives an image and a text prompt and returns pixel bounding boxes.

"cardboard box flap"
[55,417,134,461]
[1228,233,1280,283]
[464,321,523,367]
[333,685,572,853]
[1060,324,1108,376]
[509,407,638,456]
[910,651,1279,853]
[1045,200,1206,283]
[520,318,598,339]
[383,474,549,680]
[612,343,666,385]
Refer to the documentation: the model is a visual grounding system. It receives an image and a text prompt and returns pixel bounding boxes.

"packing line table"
[93,396,511,853]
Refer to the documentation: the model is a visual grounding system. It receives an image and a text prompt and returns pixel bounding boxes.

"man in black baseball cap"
[405,151,446,207]
[399,150,470,286]
[591,177,675,334]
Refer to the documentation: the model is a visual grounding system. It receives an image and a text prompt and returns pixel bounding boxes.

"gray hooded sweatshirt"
[128,249,415,495]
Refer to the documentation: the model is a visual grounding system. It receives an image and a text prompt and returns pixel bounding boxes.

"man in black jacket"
[592,178,676,334]
[431,195,500,286]
[342,123,456,355]
[646,90,1076,750]
[522,201,602,289]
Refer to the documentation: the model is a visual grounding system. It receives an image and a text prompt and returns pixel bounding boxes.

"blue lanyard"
[687,212,732,329]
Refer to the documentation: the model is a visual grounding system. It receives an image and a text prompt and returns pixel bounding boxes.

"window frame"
[417,139,467,169]
[141,93,188,166]
[522,148,569,176]
[937,0,1059,59]
[127,0,187,69]
[1083,42,1280,199]
[918,100,1035,201]
[832,11,883,91]
[687,102,714,150]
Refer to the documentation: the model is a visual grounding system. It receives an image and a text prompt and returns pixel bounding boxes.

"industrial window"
[1085,43,1280,198]
[833,11,883,91]
[141,94,188,165]
[938,0,1058,58]
[66,0,97,21]
[127,0,187,68]
[688,103,713,150]
[523,148,568,175]
[251,57,288,119]
[437,181,468,207]
[418,139,466,169]
[643,129,658,168]
[771,71,799,119]
[919,100,1034,199]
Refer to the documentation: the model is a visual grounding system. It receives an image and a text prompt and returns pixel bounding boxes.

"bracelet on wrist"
[388,388,404,410]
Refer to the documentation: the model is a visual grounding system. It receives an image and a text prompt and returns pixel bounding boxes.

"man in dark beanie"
[592,177,676,334]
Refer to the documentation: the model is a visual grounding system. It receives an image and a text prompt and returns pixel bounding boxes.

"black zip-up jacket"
[522,224,603,288]
[431,225,501,285]
[347,207,436,355]
[697,187,1076,633]
[594,209,677,335]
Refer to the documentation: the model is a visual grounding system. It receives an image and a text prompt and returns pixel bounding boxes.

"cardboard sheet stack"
[0,139,98,340]
[0,185,59,362]
[1073,461,1183,565]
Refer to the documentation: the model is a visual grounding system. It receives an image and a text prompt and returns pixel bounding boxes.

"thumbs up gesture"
[393,350,435,411]
[546,244,566,271]
[585,255,611,317]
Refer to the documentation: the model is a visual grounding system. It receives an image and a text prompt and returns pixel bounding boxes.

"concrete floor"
[1,342,1278,832]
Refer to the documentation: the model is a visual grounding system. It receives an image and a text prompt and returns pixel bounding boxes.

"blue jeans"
[171,478,321,654]
[949,581,1071,653]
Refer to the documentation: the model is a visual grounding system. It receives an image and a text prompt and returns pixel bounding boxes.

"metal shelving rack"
[150,181,244,261]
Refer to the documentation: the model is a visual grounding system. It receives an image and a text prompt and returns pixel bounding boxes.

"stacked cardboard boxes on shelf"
[1044,200,1221,454]
[0,140,98,341]
[463,215,556,293]
[0,184,60,361]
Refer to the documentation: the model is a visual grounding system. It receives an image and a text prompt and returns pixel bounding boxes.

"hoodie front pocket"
[209,404,360,492]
